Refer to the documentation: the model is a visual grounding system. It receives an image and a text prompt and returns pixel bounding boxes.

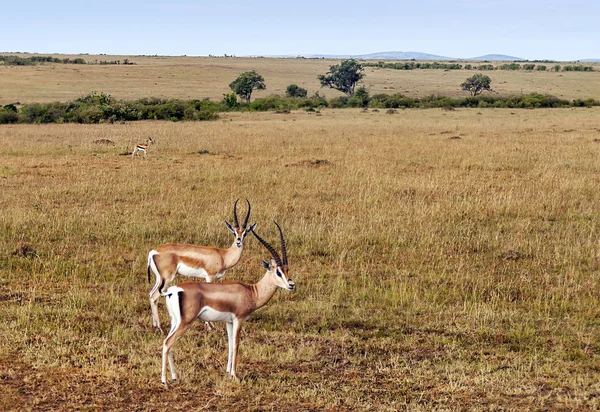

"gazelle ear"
[247,222,257,232]
[262,260,270,270]
[224,221,236,233]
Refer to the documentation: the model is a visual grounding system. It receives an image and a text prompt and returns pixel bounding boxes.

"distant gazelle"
[147,199,256,331]
[160,222,295,387]
[131,136,154,159]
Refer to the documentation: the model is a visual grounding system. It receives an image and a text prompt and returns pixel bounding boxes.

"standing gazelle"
[161,222,295,387]
[131,136,154,159]
[147,199,256,330]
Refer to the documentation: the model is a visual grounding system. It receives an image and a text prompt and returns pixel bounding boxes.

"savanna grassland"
[1,54,599,105]
[1,56,600,410]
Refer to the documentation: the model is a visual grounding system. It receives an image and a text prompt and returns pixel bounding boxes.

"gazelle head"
[224,199,257,248]
[148,137,155,145]
[252,222,295,292]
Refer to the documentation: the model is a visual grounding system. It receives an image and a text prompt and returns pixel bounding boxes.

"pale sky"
[1,0,598,61]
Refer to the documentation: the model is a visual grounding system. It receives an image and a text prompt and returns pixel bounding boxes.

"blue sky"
[1,0,598,60]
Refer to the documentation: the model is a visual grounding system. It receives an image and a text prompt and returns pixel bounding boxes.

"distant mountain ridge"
[465,54,525,61]
[276,51,598,62]
[302,51,524,61]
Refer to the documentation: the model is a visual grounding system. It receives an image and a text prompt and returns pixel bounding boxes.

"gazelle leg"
[149,290,162,331]
[226,321,234,374]
[149,272,165,331]
[228,317,242,380]
[161,325,191,388]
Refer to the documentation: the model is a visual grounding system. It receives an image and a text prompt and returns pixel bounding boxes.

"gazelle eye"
[276,270,283,278]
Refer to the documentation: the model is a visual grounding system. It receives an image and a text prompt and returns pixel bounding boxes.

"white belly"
[176,263,209,279]
[197,306,234,323]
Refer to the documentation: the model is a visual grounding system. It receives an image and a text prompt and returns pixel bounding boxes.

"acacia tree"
[229,71,266,102]
[461,74,492,96]
[318,59,365,96]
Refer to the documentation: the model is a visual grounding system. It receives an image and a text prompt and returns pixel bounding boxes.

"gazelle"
[161,222,295,387]
[131,136,154,159]
[147,199,256,331]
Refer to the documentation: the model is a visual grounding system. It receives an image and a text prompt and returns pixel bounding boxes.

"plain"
[1,56,600,410]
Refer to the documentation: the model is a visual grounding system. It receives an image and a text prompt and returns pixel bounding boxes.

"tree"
[318,59,365,96]
[286,84,308,98]
[229,71,266,102]
[460,74,492,96]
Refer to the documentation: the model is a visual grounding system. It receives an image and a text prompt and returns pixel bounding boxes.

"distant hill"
[305,51,455,60]
[266,51,596,62]
[465,54,525,61]
[295,51,525,61]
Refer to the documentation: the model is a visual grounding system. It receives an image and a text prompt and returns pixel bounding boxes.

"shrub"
[222,93,239,109]
[246,95,293,111]
[286,84,308,98]
[347,87,370,107]
[369,94,416,109]
[328,96,349,108]
[0,108,19,124]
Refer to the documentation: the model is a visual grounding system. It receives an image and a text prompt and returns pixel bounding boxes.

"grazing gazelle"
[131,136,154,159]
[147,199,256,331]
[160,222,295,387]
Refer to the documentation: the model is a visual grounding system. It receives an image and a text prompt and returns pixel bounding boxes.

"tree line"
[365,61,595,72]
[0,55,136,66]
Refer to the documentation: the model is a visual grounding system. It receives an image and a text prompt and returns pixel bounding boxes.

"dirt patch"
[93,139,115,145]
[286,159,332,168]
[12,241,36,258]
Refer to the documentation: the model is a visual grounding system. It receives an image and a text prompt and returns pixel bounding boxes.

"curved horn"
[274,221,288,267]
[251,229,282,267]
[233,199,240,228]
[243,199,251,229]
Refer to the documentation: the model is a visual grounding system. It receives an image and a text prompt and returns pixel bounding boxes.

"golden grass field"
[1,56,600,410]
[1,54,599,105]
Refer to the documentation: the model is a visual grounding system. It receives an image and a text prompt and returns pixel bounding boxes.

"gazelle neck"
[252,271,279,310]
[223,241,244,269]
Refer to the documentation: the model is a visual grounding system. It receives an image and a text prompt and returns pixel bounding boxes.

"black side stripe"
[178,291,185,320]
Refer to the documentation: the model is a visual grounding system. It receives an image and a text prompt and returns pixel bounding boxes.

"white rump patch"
[165,286,185,339]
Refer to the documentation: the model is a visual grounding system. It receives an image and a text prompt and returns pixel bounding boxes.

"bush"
[572,98,600,107]
[328,96,349,108]
[286,84,308,98]
[246,95,293,111]
[347,87,370,107]
[222,93,239,109]
[0,108,19,124]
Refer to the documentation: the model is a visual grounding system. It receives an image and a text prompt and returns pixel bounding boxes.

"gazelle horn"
[274,221,288,267]
[251,226,283,267]
[233,199,240,228]
[243,199,251,229]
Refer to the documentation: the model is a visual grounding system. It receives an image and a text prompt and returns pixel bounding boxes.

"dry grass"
[1,107,600,410]
[1,54,599,105]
